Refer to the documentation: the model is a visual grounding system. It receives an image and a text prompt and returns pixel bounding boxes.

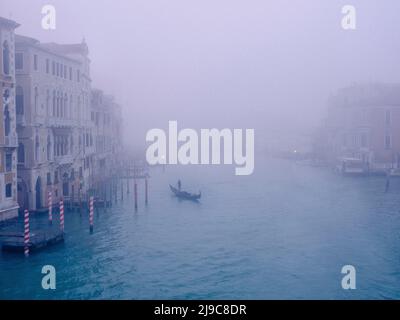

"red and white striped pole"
[89,196,94,233]
[48,190,52,225]
[60,198,64,232]
[24,209,30,257]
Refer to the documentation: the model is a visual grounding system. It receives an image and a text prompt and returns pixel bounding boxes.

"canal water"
[1,156,400,299]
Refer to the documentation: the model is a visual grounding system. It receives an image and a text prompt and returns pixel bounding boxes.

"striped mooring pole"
[89,196,94,233]
[48,190,53,225]
[60,198,64,232]
[134,180,138,210]
[24,209,30,257]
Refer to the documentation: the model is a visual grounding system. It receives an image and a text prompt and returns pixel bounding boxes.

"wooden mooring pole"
[134,179,138,210]
[102,184,106,211]
[145,178,148,205]
[114,180,117,203]
[79,187,82,216]
[108,180,111,207]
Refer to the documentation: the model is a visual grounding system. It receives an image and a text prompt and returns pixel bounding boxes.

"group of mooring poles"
[24,177,148,257]
[110,176,149,211]
[133,177,149,210]
[23,193,66,258]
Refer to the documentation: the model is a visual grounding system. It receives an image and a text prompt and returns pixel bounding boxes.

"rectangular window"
[47,172,51,185]
[56,63,59,76]
[353,135,358,147]
[15,53,23,69]
[77,69,80,82]
[34,54,38,71]
[5,153,12,172]
[361,133,367,148]
[54,171,59,183]
[52,61,55,75]
[64,65,67,79]
[385,135,392,150]
[46,59,50,73]
[16,93,24,115]
[5,183,12,198]
[385,110,391,126]
[69,67,72,80]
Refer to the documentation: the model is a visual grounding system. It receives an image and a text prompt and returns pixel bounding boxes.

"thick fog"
[1,0,400,152]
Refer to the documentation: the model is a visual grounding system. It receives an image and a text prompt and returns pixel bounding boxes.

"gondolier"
[169,184,201,201]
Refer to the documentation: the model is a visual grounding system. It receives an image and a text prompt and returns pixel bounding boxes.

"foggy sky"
[1,0,400,150]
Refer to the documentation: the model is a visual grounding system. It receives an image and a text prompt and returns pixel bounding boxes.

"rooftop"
[0,16,20,29]
[40,40,89,56]
[15,34,84,64]
[329,83,400,108]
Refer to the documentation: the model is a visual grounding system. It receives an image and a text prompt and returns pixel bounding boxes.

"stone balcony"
[1,134,18,148]
[54,154,74,165]
[47,118,76,128]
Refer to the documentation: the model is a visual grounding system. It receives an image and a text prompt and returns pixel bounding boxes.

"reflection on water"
[1,156,400,299]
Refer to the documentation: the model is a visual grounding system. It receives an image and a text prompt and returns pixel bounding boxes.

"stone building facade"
[0,17,19,221]
[0,15,124,217]
[90,89,123,187]
[15,34,95,211]
[314,83,400,170]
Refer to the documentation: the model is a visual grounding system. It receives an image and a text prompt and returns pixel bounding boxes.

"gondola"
[169,185,201,201]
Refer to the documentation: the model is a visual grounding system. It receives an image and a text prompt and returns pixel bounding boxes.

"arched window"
[46,90,50,116]
[3,105,10,136]
[18,143,25,163]
[3,89,11,136]
[47,135,51,160]
[34,87,39,114]
[35,135,40,162]
[70,95,73,119]
[52,90,56,117]
[57,92,60,117]
[65,136,68,155]
[16,86,24,115]
[3,88,10,104]
[64,94,68,118]
[2,41,10,75]
[77,96,81,120]
[60,92,63,117]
